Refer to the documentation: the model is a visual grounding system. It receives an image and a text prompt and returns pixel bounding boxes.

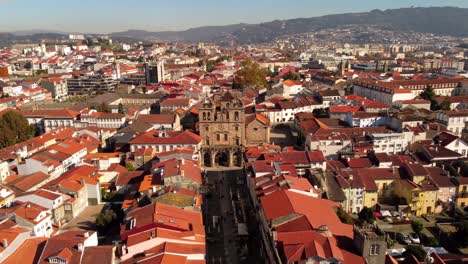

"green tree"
[336,207,353,224]
[411,220,424,234]
[454,220,468,248]
[439,100,451,111]
[403,245,427,261]
[205,60,217,72]
[126,162,136,171]
[118,103,125,114]
[232,59,269,90]
[0,111,35,148]
[424,236,439,247]
[419,86,439,110]
[96,102,111,113]
[0,124,15,148]
[358,207,376,224]
[282,71,301,81]
[95,209,117,231]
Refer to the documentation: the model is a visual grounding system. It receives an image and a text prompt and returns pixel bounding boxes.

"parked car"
[408,232,420,244]
[397,232,412,245]
[383,216,393,223]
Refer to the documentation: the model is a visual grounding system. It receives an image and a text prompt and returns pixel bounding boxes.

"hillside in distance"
[111,7,468,44]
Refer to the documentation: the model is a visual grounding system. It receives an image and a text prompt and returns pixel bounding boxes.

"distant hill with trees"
[3,7,468,46]
[110,7,468,44]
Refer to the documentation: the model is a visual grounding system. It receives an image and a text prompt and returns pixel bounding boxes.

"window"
[234,112,239,121]
[205,126,209,131]
[224,134,228,141]
[370,244,380,255]
[203,112,206,121]
[217,134,220,141]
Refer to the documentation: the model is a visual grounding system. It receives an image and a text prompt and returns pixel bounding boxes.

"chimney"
[2,238,8,248]
[84,231,89,238]
[317,225,333,238]
[77,243,83,251]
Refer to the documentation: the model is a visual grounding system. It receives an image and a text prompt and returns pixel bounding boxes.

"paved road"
[203,169,264,264]
[60,204,104,231]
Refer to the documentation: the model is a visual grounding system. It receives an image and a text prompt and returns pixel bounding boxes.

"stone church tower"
[199,92,245,167]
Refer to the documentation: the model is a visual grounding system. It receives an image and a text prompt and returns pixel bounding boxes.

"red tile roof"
[260,190,352,238]
[136,114,176,124]
[130,130,201,146]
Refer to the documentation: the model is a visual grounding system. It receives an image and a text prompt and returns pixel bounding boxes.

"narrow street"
[202,169,264,264]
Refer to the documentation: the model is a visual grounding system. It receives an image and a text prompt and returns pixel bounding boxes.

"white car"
[409,232,420,244]
[397,233,412,245]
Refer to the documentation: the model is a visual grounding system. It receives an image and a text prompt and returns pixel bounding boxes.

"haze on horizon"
[1,0,468,34]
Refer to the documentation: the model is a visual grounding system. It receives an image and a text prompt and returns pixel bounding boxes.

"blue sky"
[1,0,467,33]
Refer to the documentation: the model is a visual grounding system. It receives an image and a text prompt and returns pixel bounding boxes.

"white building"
[371,132,412,154]
[352,79,414,106]
[434,132,468,158]
[80,110,126,129]
[13,202,53,237]
[14,189,69,226]
[0,161,10,182]
[17,140,87,179]
[436,110,468,136]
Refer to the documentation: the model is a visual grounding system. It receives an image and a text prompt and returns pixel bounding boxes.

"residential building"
[0,161,10,182]
[80,110,126,129]
[0,185,15,208]
[118,203,205,263]
[371,132,412,154]
[256,189,365,263]
[41,77,68,101]
[136,114,181,131]
[13,202,53,237]
[67,75,117,96]
[160,98,190,113]
[436,109,468,136]
[14,189,68,225]
[145,61,165,85]
[21,109,80,133]
[17,140,88,179]
[130,130,202,154]
[153,159,202,191]
[454,177,468,210]
[434,132,468,158]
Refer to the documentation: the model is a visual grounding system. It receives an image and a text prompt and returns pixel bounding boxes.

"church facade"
[199,92,245,167]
